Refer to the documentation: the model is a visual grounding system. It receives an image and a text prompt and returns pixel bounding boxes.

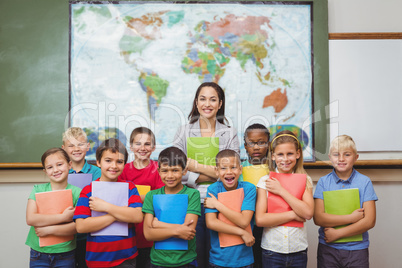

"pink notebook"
[267,172,306,227]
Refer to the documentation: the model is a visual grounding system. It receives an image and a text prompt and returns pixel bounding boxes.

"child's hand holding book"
[240,229,255,247]
[174,221,196,241]
[89,196,112,213]
[265,177,285,196]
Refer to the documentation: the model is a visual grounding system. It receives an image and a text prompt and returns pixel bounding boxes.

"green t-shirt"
[25,183,81,253]
[142,185,201,267]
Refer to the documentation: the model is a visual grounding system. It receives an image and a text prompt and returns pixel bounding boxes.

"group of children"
[25,123,377,268]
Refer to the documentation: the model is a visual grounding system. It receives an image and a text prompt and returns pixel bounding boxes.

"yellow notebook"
[136,185,151,196]
[242,164,268,186]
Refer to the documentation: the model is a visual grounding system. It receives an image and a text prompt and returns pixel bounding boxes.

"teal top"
[69,160,100,241]
[69,160,101,181]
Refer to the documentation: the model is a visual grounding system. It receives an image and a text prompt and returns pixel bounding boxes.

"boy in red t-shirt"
[119,127,164,268]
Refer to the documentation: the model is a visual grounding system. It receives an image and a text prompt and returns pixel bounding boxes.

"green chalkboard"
[0,0,329,164]
[0,0,70,163]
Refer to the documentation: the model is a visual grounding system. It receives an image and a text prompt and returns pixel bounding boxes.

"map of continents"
[70,3,313,160]
[119,11,291,120]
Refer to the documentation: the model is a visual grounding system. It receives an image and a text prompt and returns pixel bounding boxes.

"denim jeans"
[317,243,369,268]
[114,257,136,268]
[262,249,307,268]
[208,263,254,268]
[196,204,210,268]
[137,248,151,268]
[75,238,88,268]
[30,248,75,268]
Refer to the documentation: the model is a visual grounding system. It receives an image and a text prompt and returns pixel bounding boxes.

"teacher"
[173,82,240,268]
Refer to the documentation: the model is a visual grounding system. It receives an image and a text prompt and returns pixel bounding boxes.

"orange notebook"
[267,172,307,227]
[217,188,252,247]
[35,189,74,247]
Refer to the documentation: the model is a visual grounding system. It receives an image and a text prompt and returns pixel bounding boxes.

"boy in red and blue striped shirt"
[74,138,143,267]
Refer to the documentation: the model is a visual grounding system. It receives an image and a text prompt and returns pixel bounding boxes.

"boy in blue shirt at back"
[205,149,256,268]
[313,135,378,268]
[62,127,101,179]
[62,127,101,267]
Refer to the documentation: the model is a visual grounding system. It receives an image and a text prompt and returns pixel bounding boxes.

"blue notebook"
[153,194,188,250]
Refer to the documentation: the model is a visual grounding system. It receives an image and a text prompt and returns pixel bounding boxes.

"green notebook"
[323,188,363,243]
[187,137,219,166]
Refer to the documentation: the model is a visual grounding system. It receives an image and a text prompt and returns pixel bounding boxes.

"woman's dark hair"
[188,82,228,125]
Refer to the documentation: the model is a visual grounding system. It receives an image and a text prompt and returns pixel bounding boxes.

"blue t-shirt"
[314,169,378,250]
[69,160,101,180]
[205,181,256,267]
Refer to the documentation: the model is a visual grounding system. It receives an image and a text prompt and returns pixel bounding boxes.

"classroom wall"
[1,0,402,267]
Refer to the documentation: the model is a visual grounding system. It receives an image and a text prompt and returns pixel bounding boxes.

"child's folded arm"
[255,188,304,227]
[205,212,255,247]
[105,206,143,223]
[89,196,143,224]
[322,200,376,243]
[143,213,196,241]
[204,193,253,229]
[75,214,116,233]
[196,174,217,184]
[151,214,198,230]
[266,178,314,220]
[34,222,77,237]
[26,199,75,227]
[313,198,365,228]
[187,158,218,180]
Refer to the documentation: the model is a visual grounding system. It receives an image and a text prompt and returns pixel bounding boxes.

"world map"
[70,3,314,161]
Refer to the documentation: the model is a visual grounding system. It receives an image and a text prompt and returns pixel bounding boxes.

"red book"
[267,172,307,227]
[217,188,253,247]
[35,189,74,247]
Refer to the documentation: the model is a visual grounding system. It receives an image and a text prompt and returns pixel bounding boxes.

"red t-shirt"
[119,160,164,248]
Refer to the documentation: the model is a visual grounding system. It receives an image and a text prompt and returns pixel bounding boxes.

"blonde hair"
[270,130,312,188]
[329,135,357,154]
[269,130,306,175]
[62,127,87,144]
